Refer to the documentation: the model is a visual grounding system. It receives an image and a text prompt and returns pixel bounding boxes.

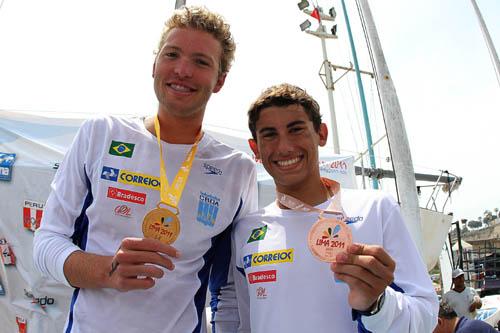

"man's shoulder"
[84,114,140,126]
[457,317,497,332]
[341,188,399,213]
[342,188,396,201]
[201,133,255,167]
[80,115,141,133]
[233,205,278,238]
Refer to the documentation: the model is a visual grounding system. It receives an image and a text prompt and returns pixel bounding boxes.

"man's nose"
[276,135,294,154]
[174,58,193,78]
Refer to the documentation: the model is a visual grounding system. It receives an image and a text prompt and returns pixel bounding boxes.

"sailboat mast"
[470,0,500,88]
[355,0,423,253]
[340,0,378,189]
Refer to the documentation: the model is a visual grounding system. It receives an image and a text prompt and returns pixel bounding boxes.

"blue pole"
[340,0,378,189]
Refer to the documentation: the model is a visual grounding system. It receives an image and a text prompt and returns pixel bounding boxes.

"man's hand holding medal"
[330,243,396,314]
[108,237,179,291]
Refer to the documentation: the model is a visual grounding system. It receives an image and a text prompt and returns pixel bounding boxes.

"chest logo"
[243,248,294,268]
[109,140,135,158]
[247,225,268,243]
[196,192,220,227]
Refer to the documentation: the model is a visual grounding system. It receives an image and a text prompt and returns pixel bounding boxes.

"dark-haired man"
[233,83,438,332]
[433,302,496,333]
[443,268,482,319]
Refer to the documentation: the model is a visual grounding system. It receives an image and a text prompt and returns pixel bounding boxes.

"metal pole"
[449,232,455,268]
[470,0,500,87]
[175,0,186,9]
[455,221,464,269]
[340,0,378,189]
[356,0,423,254]
[319,28,341,154]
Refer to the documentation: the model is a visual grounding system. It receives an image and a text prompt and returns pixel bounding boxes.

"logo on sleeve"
[247,225,268,243]
[109,140,135,158]
[202,163,223,175]
[243,248,294,268]
[196,192,220,227]
[345,216,363,225]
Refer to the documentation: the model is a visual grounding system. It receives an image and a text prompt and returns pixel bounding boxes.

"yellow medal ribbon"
[153,115,202,208]
[141,116,202,244]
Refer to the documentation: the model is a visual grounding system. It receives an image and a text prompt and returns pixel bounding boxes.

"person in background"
[433,301,497,333]
[233,83,439,332]
[33,6,256,333]
[443,268,482,319]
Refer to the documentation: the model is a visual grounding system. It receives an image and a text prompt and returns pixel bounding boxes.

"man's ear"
[213,73,227,93]
[318,123,328,147]
[152,61,157,78]
[248,139,260,161]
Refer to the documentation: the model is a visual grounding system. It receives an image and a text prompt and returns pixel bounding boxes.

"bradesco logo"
[101,166,160,191]
[243,248,294,268]
[248,269,277,284]
[107,187,146,205]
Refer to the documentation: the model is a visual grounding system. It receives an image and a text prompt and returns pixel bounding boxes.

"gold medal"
[142,116,202,244]
[142,204,180,244]
[307,215,352,262]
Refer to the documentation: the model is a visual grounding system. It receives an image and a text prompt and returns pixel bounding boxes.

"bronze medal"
[142,206,180,245]
[307,215,352,262]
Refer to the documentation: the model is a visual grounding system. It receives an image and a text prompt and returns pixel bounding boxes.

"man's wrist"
[357,291,386,317]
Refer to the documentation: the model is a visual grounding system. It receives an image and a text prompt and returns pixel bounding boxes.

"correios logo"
[243,248,294,268]
[101,166,160,190]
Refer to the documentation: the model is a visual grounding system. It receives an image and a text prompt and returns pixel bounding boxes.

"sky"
[0,0,499,221]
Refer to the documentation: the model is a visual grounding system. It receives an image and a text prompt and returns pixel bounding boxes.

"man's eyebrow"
[161,45,180,52]
[287,120,306,128]
[258,127,277,135]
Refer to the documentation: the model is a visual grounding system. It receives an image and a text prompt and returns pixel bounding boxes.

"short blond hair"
[157,6,235,74]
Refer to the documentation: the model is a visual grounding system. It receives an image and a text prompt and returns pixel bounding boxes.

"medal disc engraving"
[142,207,180,244]
[307,216,352,262]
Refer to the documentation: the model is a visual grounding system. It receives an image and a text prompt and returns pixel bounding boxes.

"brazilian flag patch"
[247,225,268,243]
[109,140,135,158]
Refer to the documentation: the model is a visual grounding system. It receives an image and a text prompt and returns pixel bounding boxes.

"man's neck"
[276,178,330,209]
[145,112,203,144]
[451,317,460,332]
[453,285,466,293]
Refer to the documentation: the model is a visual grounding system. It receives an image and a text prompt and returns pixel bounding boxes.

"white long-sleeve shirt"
[34,116,257,333]
[233,189,438,332]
